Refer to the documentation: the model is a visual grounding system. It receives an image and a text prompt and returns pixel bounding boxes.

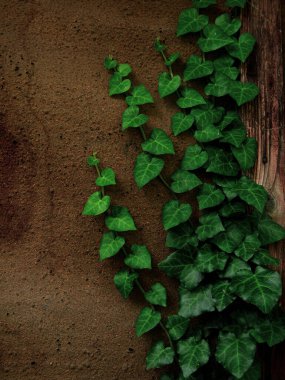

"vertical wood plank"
[240,1,285,379]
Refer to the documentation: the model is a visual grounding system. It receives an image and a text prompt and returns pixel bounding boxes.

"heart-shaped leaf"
[109,72,131,96]
[226,0,247,7]
[235,176,268,213]
[250,316,285,347]
[226,33,256,62]
[231,137,258,170]
[177,8,209,36]
[162,200,192,230]
[96,167,116,186]
[87,155,100,167]
[142,128,175,155]
[158,72,181,97]
[229,81,259,106]
[170,169,202,193]
[180,265,204,290]
[252,249,280,267]
[114,270,138,299]
[220,123,247,148]
[146,341,175,369]
[184,55,214,81]
[257,215,285,245]
[158,250,192,278]
[105,206,137,231]
[179,286,215,318]
[204,73,232,97]
[178,337,210,378]
[206,149,239,176]
[104,56,118,70]
[117,63,132,77]
[194,124,223,142]
[99,232,125,261]
[122,106,149,130]
[198,24,234,52]
[182,144,209,170]
[219,200,246,217]
[124,244,152,269]
[212,222,245,253]
[177,88,206,108]
[166,315,189,341]
[197,183,225,209]
[135,307,161,337]
[134,152,164,188]
[126,84,154,105]
[234,233,261,261]
[166,223,198,250]
[212,281,235,311]
[215,13,241,36]
[195,244,228,272]
[222,258,251,279]
[218,110,241,130]
[213,56,240,80]
[145,283,167,307]
[170,112,195,136]
[82,191,111,216]
[196,212,225,241]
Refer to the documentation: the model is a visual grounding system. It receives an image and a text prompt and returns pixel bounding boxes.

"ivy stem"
[95,162,105,196]
[161,51,174,79]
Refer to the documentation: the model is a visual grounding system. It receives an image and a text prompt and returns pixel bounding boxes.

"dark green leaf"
[231,137,258,170]
[180,265,204,290]
[184,55,214,81]
[196,212,225,241]
[257,215,285,245]
[226,0,247,7]
[162,200,192,230]
[219,201,246,217]
[194,124,223,142]
[218,110,241,130]
[99,232,125,261]
[181,144,208,170]
[135,307,161,337]
[109,73,131,96]
[177,8,209,36]
[235,176,268,213]
[170,170,202,193]
[142,128,174,155]
[195,245,228,272]
[105,206,137,232]
[170,112,195,136]
[215,13,241,36]
[146,341,175,369]
[222,258,251,279]
[192,0,216,7]
[226,33,256,62]
[234,233,261,261]
[229,81,259,106]
[166,223,198,250]
[178,337,210,378]
[212,222,245,253]
[82,191,111,216]
[252,249,280,266]
[198,25,234,52]
[166,52,180,66]
[124,244,152,269]
[213,56,240,80]
[212,281,235,311]
[192,103,224,127]
[250,316,285,347]
[166,315,189,341]
[204,73,232,97]
[122,106,149,130]
[197,183,225,210]
[96,167,116,186]
[159,251,193,278]
[134,152,164,188]
[206,149,239,176]
[158,72,181,97]
[114,270,138,299]
[220,124,247,148]
[177,88,206,108]
[239,361,261,380]
[179,286,215,318]
[126,85,154,105]
[145,283,167,307]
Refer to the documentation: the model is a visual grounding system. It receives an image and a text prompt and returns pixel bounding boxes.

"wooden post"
[241,1,285,378]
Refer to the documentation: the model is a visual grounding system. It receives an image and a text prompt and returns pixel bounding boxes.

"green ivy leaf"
[252,249,280,267]
[216,332,256,378]
[117,63,132,77]
[235,176,268,213]
[166,52,181,66]
[177,88,206,109]
[166,223,198,250]
[220,123,247,148]
[179,286,215,318]
[212,281,235,311]
[126,84,154,105]
[239,361,261,380]
[162,200,192,230]
[257,215,285,245]
[222,258,251,279]
[142,128,175,155]
[192,0,217,7]
[178,337,210,378]
[145,283,167,307]
[198,24,234,52]
[154,38,166,53]
[170,170,202,193]
[177,8,209,36]
[146,341,175,369]
[197,183,225,210]
[206,149,239,176]
[134,152,164,188]
[122,106,149,130]
[196,212,225,241]
[194,124,223,143]
[226,0,247,7]
[215,13,241,36]
[195,245,228,272]
[99,232,125,261]
[229,81,259,106]
[180,265,204,290]
[87,155,100,167]
[231,266,282,313]
[104,56,118,70]
[212,222,245,253]
[170,112,195,136]
[204,73,232,97]
[250,316,285,347]
[105,206,137,232]
[135,307,161,337]
[124,244,152,269]
[219,201,246,217]
[109,72,131,96]
[192,103,225,128]
[234,233,261,261]
[114,270,138,299]
[158,72,181,97]
[181,144,208,170]
[82,191,111,216]
[226,33,256,62]
[159,251,193,278]
[231,137,257,170]
[184,55,214,81]
[96,167,116,186]
[213,56,240,80]
[166,315,189,341]
[218,110,241,130]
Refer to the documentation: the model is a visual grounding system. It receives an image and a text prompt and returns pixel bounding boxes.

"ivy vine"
[83,1,285,379]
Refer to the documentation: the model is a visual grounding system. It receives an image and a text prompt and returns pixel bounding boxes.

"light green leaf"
[104,56,118,70]
[178,337,210,378]
[96,167,116,186]
[234,233,261,261]
[158,72,181,98]
[179,286,215,318]
[192,0,216,7]
[197,183,225,210]
[135,307,161,337]
[257,215,285,245]
[109,73,131,96]
[177,88,206,109]
[226,0,247,7]
[212,281,235,311]
[229,81,259,106]
[166,223,198,250]
[126,84,154,105]
[99,232,125,261]
[192,103,224,128]
[82,191,111,216]
[184,55,214,81]
[180,265,204,290]
[250,316,285,347]
[215,13,241,36]
[219,201,246,217]
[235,176,268,213]
[204,73,232,97]
[122,106,149,130]
[145,283,167,307]
[196,212,225,241]
[124,244,152,269]
[181,144,208,170]
[146,341,175,369]
[213,55,240,80]
[206,149,239,176]
[87,155,100,166]
[134,152,164,188]
[117,63,132,77]
[114,270,138,299]
[212,222,245,253]
[231,266,282,313]
[231,137,257,170]
[166,52,180,66]
[159,250,193,278]
[195,244,228,272]
[177,8,209,36]
[222,258,251,279]
[252,249,280,267]
[226,33,256,62]
[194,124,222,142]
[220,124,247,148]
[162,200,192,230]
[170,112,195,136]
[170,170,202,193]
[198,24,234,52]
[142,128,174,155]
[166,315,189,341]
[216,332,256,378]
[105,206,137,232]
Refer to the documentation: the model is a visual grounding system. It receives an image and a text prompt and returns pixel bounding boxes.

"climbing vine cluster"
[83,0,285,379]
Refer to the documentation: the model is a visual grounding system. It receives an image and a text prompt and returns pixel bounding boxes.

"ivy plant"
[83,1,285,379]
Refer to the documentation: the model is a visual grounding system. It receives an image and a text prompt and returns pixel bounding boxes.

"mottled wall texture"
[0,1,284,380]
